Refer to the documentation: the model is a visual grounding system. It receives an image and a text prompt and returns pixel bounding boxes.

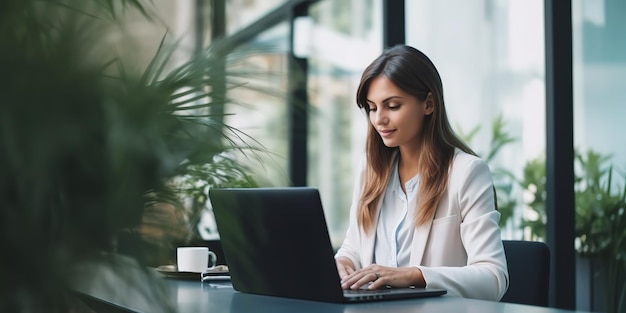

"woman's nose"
[372,110,388,125]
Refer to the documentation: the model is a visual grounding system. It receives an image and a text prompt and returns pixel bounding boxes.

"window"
[226,0,289,34]
[306,0,382,246]
[573,0,626,311]
[224,23,291,187]
[573,0,626,167]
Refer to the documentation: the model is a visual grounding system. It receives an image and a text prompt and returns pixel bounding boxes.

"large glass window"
[573,0,626,311]
[196,23,290,240]
[224,23,291,187]
[406,0,546,240]
[573,0,626,172]
[112,1,199,73]
[226,0,289,35]
[306,0,382,246]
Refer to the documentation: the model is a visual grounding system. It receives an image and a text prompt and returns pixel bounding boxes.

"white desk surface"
[84,275,594,313]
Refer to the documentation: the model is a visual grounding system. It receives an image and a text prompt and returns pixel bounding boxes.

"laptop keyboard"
[343,288,396,301]
[344,289,393,294]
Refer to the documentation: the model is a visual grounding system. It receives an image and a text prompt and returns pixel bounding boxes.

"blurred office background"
[124,0,625,311]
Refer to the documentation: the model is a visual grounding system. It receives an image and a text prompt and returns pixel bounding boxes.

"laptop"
[209,187,447,303]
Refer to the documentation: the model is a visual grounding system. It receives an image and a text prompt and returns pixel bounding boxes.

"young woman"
[335,45,509,301]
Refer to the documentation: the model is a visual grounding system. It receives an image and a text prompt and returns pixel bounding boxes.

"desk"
[84,276,594,313]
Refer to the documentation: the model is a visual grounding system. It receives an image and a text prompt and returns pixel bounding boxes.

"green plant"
[574,150,626,313]
[0,0,269,311]
[170,153,259,241]
[519,155,547,241]
[520,149,626,313]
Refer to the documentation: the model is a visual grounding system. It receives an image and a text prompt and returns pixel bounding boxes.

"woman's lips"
[379,129,395,137]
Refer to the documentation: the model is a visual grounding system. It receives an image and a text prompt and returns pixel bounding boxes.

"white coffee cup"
[177,247,217,273]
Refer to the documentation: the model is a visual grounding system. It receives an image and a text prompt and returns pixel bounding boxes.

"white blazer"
[335,149,509,301]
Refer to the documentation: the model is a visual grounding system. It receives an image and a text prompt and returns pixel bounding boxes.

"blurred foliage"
[119,152,260,267]
[520,150,626,254]
[0,0,270,311]
[574,150,626,313]
[458,114,517,228]
[172,154,258,240]
[518,156,547,241]
[574,150,626,256]
[520,149,626,313]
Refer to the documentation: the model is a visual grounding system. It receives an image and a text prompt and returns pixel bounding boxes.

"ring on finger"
[374,272,380,281]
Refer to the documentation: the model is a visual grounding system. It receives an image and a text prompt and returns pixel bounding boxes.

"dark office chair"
[501,240,550,307]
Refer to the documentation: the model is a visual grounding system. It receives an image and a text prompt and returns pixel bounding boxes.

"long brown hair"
[355,45,476,233]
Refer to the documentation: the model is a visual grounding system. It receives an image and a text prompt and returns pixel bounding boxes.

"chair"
[501,240,550,307]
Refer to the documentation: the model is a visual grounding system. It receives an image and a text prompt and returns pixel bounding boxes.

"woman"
[335,45,509,301]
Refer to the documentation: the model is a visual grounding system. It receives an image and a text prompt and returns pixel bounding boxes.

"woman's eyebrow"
[366,96,403,104]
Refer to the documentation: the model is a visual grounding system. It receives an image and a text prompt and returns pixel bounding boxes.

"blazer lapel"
[360,199,381,267]
[409,215,434,265]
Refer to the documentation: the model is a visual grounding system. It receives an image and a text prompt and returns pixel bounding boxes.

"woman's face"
[366,75,433,150]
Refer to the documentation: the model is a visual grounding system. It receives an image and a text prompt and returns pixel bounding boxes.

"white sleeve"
[334,155,367,270]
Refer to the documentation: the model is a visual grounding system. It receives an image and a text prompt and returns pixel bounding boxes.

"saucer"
[156,265,229,280]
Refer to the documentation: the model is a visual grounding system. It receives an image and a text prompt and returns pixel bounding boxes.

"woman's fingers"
[341,265,426,290]
[344,266,355,276]
[336,258,355,280]
[340,265,382,290]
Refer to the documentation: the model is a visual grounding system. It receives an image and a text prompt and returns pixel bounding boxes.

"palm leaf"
[0,0,278,311]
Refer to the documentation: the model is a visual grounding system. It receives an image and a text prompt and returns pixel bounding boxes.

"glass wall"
[198,1,385,246]
[226,0,289,35]
[573,0,626,173]
[197,21,291,240]
[111,0,199,73]
[406,0,546,240]
[306,0,382,246]
[223,23,291,187]
[198,0,387,247]
[573,0,626,311]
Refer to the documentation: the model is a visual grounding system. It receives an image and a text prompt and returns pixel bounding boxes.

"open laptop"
[209,187,447,303]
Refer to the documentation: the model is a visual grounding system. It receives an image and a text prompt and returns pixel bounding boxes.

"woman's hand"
[336,257,355,280]
[340,264,426,290]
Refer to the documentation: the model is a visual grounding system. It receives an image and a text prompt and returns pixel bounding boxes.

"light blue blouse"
[374,156,420,267]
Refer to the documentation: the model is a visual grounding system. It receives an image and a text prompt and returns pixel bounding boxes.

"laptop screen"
[209,187,346,303]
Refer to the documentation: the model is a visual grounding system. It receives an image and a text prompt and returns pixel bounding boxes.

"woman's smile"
[379,129,396,137]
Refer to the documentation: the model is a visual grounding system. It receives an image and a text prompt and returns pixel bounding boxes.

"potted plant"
[0,0,269,311]
[519,149,626,313]
[574,150,626,313]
